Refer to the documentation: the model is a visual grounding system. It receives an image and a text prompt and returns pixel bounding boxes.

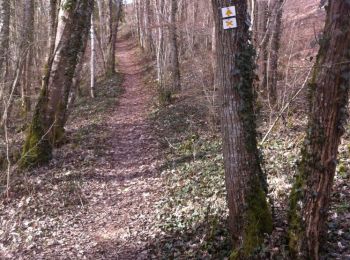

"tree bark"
[21,0,94,167]
[0,0,10,108]
[90,12,96,98]
[211,0,272,258]
[0,0,10,79]
[288,1,350,259]
[266,0,283,105]
[21,0,35,115]
[144,0,154,54]
[169,0,181,92]
[106,0,122,76]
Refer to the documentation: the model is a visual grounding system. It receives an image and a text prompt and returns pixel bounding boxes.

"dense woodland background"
[0,0,349,259]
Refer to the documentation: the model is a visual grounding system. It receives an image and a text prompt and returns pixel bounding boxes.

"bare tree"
[211,0,272,258]
[90,11,96,98]
[21,0,94,167]
[288,1,350,259]
[169,0,181,92]
[106,0,122,75]
[0,0,10,81]
[21,0,35,115]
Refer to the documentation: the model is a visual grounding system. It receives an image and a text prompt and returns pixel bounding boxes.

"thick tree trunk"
[21,0,94,167]
[288,1,350,259]
[211,0,272,258]
[169,0,181,92]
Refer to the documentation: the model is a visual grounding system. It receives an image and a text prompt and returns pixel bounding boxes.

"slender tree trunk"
[106,0,122,76]
[211,0,272,258]
[266,0,283,105]
[169,0,181,92]
[90,12,96,98]
[253,0,268,91]
[288,1,350,259]
[0,0,10,79]
[21,0,94,167]
[21,0,35,115]
[0,0,10,103]
[144,0,154,54]
[48,0,59,60]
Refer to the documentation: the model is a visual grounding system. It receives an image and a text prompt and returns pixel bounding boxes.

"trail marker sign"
[221,6,236,18]
[223,17,237,29]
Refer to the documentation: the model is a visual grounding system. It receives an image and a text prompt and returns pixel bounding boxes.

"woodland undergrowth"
[148,93,350,258]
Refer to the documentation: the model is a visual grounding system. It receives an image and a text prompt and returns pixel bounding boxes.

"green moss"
[230,179,273,259]
[243,186,273,255]
[158,88,172,106]
[20,88,52,168]
[228,40,273,258]
[288,168,305,256]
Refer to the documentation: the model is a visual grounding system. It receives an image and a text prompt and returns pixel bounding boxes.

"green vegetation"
[150,101,231,258]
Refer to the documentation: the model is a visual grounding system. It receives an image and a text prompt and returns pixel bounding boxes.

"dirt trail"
[85,37,161,258]
[1,34,161,260]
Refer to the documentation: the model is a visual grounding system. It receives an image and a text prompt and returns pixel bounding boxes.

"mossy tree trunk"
[288,1,350,259]
[211,0,272,258]
[21,0,94,167]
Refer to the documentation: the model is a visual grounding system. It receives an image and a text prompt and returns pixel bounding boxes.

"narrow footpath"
[85,36,162,259]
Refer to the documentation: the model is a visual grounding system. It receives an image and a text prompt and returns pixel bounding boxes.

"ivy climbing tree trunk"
[21,0,94,167]
[288,1,350,259]
[211,0,272,258]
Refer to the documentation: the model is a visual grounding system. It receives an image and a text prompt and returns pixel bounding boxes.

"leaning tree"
[21,0,94,167]
[288,1,350,259]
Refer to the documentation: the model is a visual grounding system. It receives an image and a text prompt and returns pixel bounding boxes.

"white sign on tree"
[221,6,236,18]
[223,18,237,29]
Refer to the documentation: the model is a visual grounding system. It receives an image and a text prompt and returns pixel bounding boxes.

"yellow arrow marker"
[222,6,236,18]
[226,9,233,17]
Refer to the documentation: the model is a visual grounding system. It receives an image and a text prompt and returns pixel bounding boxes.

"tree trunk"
[90,12,96,98]
[21,0,94,167]
[211,0,272,258]
[0,0,10,78]
[21,0,35,115]
[48,0,59,60]
[288,1,350,259]
[169,0,181,92]
[0,0,10,102]
[144,0,154,54]
[106,0,122,76]
[266,0,283,105]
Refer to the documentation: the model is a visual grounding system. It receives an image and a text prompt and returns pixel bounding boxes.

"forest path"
[86,36,162,258]
[1,35,163,260]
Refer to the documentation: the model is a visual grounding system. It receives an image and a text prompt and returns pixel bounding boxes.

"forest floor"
[0,34,164,259]
[1,33,350,259]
